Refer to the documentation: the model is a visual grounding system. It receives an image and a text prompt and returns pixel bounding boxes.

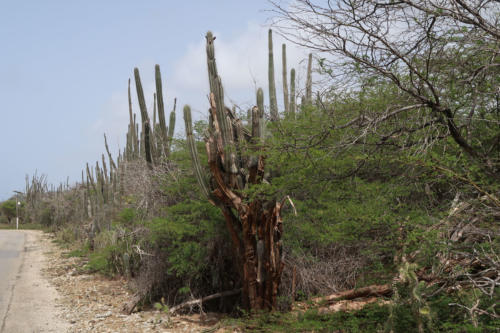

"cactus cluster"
[124,66,176,167]
[183,30,293,310]
[80,64,178,245]
[23,27,315,312]
[267,29,305,119]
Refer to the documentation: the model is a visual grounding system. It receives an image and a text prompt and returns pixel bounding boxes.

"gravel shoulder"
[41,232,227,332]
[2,230,231,332]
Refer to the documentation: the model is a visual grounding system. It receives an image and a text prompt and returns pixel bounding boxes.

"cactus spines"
[133,67,153,167]
[290,68,296,118]
[268,29,278,121]
[282,44,289,115]
[306,53,313,104]
[183,105,210,198]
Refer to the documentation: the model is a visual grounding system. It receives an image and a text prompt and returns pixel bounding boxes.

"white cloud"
[173,21,311,116]
[93,20,313,157]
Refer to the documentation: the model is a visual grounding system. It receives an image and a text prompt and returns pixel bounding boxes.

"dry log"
[169,289,241,314]
[312,284,392,305]
[318,297,392,314]
[122,293,142,315]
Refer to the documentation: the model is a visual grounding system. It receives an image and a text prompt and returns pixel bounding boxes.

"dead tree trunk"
[183,31,285,311]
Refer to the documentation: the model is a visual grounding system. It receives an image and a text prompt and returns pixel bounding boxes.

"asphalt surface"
[0,230,26,332]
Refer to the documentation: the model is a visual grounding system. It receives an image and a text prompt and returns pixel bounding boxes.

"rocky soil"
[40,232,231,332]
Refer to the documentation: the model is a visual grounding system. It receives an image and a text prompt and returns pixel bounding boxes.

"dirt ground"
[38,231,231,333]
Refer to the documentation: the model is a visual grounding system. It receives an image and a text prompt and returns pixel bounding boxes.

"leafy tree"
[1,200,17,223]
[272,0,500,177]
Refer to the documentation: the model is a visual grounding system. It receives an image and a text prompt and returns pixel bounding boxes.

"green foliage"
[0,200,17,222]
[85,250,112,275]
[263,101,440,286]
[117,207,137,225]
[39,205,54,227]
[146,199,224,279]
[64,245,89,258]
[227,304,389,332]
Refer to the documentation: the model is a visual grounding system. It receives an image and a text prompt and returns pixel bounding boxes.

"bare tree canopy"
[271,0,500,173]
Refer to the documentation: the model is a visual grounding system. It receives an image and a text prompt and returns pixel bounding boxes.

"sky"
[0,0,312,200]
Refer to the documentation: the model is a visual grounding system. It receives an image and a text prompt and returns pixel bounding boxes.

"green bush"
[0,200,17,223]
[39,205,54,227]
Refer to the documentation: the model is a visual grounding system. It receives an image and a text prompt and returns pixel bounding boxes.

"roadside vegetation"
[1,1,498,331]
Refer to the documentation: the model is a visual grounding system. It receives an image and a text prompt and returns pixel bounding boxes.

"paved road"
[0,231,26,332]
[0,230,69,332]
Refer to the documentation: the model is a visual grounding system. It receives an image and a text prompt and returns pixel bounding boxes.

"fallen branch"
[318,297,391,314]
[312,284,392,305]
[169,289,241,314]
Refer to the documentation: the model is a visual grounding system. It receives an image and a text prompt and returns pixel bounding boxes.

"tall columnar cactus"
[125,125,131,160]
[290,68,296,118]
[103,134,117,173]
[206,31,238,179]
[268,29,278,121]
[155,64,170,158]
[282,44,289,115]
[256,88,265,142]
[101,154,109,185]
[305,53,313,104]
[153,92,165,161]
[166,101,176,155]
[153,93,157,130]
[135,121,139,156]
[86,163,99,234]
[134,67,153,167]
[185,32,285,311]
[183,105,210,198]
[81,170,88,219]
[127,79,137,159]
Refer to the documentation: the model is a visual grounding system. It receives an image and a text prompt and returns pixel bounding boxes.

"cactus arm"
[206,31,237,175]
[290,68,296,118]
[127,78,138,158]
[103,133,117,171]
[183,105,210,198]
[268,29,278,121]
[257,88,265,142]
[305,53,312,104]
[155,64,170,158]
[166,104,176,156]
[282,44,289,115]
[133,67,153,166]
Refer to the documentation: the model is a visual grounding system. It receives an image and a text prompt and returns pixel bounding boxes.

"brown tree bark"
[206,93,284,310]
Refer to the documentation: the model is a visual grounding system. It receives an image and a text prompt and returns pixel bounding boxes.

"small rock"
[95,311,112,319]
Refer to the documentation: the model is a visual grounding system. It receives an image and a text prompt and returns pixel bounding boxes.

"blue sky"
[0,0,310,200]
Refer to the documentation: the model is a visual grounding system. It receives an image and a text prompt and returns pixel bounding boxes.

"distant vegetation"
[2,1,498,331]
